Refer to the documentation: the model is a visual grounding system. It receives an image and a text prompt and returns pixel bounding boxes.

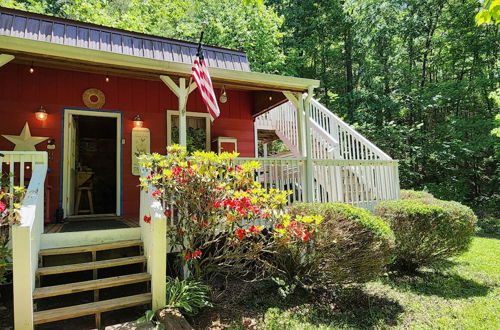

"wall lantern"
[35,106,48,121]
[219,85,228,104]
[133,114,144,128]
[29,62,35,74]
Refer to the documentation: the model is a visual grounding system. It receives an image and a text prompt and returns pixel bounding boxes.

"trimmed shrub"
[375,199,477,272]
[275,203,394,289]
[400,189,434,200]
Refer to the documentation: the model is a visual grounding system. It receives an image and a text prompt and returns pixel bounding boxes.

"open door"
[63,113,77,217]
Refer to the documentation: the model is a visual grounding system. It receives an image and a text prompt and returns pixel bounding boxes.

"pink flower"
[235,165,243,172]
[234,228,247,241]
[143,215,151,223]
[0,201,5,213]
[151,190,161,198]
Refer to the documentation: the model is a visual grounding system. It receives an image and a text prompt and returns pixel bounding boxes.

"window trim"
[166,110,211,151]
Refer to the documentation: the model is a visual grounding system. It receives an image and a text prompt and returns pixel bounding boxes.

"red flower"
[228,167,234,172]
[191,215,198,222]
[192,250,202,258]
[0,201,5,213]
[143,215,151,223]
[184,252,191,261]
[212,200,222,208]
[235,165,243,172]
[275,224,285,229]
[234,228,247,241]
[178,228,185,235]
[248,225,261,234]
[302,229,311,241]
[172,166,182,176]
[200,220,208,228]
[261,211,271,219]
[151,190,161,198]
[164,209,172,217]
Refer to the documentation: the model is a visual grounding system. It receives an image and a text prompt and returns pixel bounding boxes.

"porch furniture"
[75,171,94,215]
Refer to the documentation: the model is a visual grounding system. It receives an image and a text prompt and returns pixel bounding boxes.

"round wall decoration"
[82,88,106,109]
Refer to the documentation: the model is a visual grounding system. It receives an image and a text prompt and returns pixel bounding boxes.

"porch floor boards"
[44,218,139,233]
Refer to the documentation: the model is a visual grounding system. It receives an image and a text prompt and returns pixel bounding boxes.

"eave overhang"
[0,35,320,92]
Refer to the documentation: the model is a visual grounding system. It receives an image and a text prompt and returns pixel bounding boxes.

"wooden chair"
[75,171,94,215]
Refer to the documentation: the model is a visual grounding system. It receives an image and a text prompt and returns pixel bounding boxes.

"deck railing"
[139,170,167,311]
[235,157,399,209]
[1,151,48,329]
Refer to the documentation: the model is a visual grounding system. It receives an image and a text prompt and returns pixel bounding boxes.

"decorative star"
[2,122,48,151]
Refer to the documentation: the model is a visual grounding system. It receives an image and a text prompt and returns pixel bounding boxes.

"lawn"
[195,235,499,329]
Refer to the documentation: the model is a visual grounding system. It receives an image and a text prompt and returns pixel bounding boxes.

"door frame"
[61,108,123,218]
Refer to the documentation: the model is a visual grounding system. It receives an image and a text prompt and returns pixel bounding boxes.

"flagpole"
[183,24,206,115]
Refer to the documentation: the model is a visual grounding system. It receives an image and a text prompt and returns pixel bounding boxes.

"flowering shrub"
[0,174,25,284]
[138,145,315,280]
[273,203,394,291]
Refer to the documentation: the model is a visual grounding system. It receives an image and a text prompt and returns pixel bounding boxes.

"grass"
[195,236,499,329]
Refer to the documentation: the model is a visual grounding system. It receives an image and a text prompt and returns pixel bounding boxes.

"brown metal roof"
[0,7,251,72]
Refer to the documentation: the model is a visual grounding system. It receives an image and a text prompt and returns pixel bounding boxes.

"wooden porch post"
[160,76,197,148]
[303,88,315,202]
[0,54,14,67]
[283,90,315,202]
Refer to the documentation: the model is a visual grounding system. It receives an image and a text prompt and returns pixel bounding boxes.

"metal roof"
[0,7,251,72]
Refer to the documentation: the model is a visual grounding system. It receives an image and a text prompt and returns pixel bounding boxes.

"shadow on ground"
[192,280,404,329]
[384,270,490,299]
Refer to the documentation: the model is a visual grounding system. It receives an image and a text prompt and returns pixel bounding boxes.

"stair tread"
[34,273,151,299]
[39,240,143,256]
[33,293,152,325]
[36,256,147,275]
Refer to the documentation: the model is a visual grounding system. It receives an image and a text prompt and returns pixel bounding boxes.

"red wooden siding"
[0,63,255,220]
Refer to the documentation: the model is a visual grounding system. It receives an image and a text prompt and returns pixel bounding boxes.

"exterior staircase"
[255,97,398,208]
[33,239,151,329]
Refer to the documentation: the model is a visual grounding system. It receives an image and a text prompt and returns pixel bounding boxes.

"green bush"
[476,217,500,236]
[164,277,212,316]
[400,189,434,200]
[275,203,394,289]
[375,199,477,272]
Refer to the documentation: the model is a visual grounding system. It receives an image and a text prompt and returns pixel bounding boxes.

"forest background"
[1,0,498,217]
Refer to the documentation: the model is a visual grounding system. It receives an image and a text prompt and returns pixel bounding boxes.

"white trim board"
[166,110,211,151]
[62,109,122,217]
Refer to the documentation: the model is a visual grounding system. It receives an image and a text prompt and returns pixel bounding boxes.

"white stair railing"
[1,151,48,329]
[254,97,399,207]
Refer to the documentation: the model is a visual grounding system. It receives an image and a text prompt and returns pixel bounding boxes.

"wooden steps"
[33,293,152,325]
[36,256,147,276]
[35,239,150,328]
[39,239,143,256]
[34,273,151,299]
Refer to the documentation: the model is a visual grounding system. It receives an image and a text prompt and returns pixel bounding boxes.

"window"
[166,110,211,152]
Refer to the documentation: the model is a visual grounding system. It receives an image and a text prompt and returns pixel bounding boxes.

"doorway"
[62,109,122,218]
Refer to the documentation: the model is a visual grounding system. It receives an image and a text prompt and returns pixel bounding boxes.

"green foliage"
[375,199,477,272]
[400,189,435,200]
[136,309,165,330]
[165,277,212,316]
[476,0,500,25]
[476,217,500,236]
[273,202,394,290]
[171,126,207,153]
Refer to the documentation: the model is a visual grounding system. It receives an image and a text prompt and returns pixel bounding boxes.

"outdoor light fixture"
[105,74,110,82]
[29,62,35,74]
[219,85,227,104]
[35,106,48,121]
[133,114,144,128]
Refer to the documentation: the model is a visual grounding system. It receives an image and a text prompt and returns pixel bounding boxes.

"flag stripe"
[192,58,220,121]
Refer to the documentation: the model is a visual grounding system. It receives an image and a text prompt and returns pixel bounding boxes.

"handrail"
[9,151,48,329]
[309,98,392,160]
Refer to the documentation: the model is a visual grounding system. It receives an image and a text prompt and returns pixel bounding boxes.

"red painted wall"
[0,63,255,220]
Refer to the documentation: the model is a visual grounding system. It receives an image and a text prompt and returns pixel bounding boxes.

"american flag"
[192,53,220,122]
